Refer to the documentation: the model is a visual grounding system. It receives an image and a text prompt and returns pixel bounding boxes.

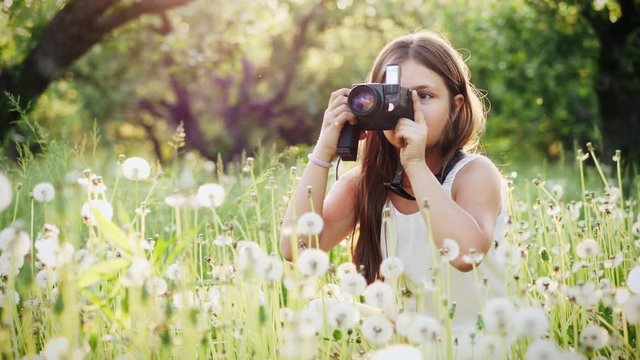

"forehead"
[397,59,447,91]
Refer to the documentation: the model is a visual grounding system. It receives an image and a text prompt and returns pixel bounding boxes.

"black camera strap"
[384,149,465,201]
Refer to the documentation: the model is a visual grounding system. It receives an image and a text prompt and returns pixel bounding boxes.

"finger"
[411,90,426,125]
[328,88,350,107]
[333,111,356,128]
[328,103,350,118]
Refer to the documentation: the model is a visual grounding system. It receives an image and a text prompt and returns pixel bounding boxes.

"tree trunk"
[0,0,191,141]
[581,0,640,164]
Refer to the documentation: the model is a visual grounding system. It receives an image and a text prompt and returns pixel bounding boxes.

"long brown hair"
[352,31,487,283]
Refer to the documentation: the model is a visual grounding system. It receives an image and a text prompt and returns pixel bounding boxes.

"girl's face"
[383,59,462,151]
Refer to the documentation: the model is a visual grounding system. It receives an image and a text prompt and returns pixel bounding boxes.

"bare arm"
[280,87,360,261]
[405,157,502,272]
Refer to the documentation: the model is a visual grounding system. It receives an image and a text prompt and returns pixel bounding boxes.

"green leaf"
[95,210,133,254]
[77,258,130,288]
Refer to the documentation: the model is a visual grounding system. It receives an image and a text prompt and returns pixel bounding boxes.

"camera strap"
[384,149,465,201]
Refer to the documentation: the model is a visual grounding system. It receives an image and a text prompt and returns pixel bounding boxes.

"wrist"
[312,145,336,163]
[403,161,429,176]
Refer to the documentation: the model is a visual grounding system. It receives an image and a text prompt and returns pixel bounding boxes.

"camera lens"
[348,86,379,115]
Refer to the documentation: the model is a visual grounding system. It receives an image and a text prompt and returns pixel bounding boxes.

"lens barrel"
[347,85,380,116]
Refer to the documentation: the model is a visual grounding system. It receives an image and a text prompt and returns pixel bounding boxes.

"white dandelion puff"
[632,221,640,237]
[461,248,485,265]
[514,306,549,339]
[172,290,198,310]
[196,183,225,208]
[36,269,56,289]
[623,295,640,324]
[166,262,184,282]
[32,182,55,203]
[395,312,413,337]
[336,262,358,279]
[550,183,564,199]
[279,307,295,324]
[0,173,12,212]
[121,257,152,287]
[579,324,608,350]
[297,212,324,236]
[0,226,30,257]
[407,314,442,344]
[235,240,266,273]
[379,257,404,280]
[370,344,422,360]
[35,235,74,268]
[41,336,69,360]
[361,315,394,345]
[145,277,168,296]
[256,255,284,282]
[477,334,509,359]
[439,238,460,262]
[603,252,624,269]
[575,238,599,259]
[525,339,561,360]
[363,281,394,309]
[339,272,367,296]
[164,193,187,208]
[482,297,515,335]
[298,307,323,338]
[213,234,233,246]
[122,157,151,181]
[627,266,640,294]
[81,199,113,225]
[327,301,358,330]
[297,248,329,277]
[535,276,558,296]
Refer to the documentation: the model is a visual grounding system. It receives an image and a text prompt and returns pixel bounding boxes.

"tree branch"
[96,0,192,33]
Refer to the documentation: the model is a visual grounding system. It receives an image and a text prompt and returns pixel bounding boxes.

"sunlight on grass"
[0,136,639,359]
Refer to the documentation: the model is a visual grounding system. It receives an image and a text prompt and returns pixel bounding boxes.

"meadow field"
[0,132,639,360]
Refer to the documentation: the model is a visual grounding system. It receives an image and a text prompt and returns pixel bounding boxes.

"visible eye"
[417,92,433,101]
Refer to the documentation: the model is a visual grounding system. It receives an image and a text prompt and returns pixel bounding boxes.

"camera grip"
[336,123,360,161]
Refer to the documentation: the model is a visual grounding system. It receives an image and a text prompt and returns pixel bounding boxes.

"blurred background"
[1,0,638,168]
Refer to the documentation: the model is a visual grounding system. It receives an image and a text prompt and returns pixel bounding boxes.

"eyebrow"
[410,85,438,91]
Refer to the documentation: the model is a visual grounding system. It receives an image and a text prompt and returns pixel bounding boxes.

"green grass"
[1,134,639,359]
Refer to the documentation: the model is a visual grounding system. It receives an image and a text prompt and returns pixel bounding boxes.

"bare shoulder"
[451,155,503,201]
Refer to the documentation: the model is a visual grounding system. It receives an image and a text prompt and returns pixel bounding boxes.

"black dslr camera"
[337,64,414,161]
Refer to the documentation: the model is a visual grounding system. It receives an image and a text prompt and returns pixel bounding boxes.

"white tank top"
[379,154,507,333]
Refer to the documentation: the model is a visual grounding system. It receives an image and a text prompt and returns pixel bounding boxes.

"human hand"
[313,88,358,162]
[395,90,428,167]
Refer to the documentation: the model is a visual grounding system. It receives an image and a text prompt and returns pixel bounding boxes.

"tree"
[579,0,640,163]
[0,0,192,143]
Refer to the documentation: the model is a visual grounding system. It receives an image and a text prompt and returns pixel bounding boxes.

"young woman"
[281,31,506,332]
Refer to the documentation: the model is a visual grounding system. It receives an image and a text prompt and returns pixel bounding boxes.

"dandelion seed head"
[256,255,284,282]
[461,248,485,265]
[279,307,295,324]
[379,257,404,280]
[81,199,113,226]
[0,225,30,257]
[297,307,323,338]
[339,272,367,296]
[623,295,640,324]
[440,238,460,262]
[482,297,515,335]
[41,336,69,360]
[166,262,184,282]
[196,183,225,208]
[35,234,74,269]
[145,277,168,297]
[336,262,358,279]
[0,173,12,212]
[604,252,624,269]
[525,339,561,360]
[477,334,509,358]
[407,314,442,344]
[550,183,564,199]
[514,306,549,339]
[36,269,56,289]
[32,182,55,203]
[370,344,422,360]
[327,301,358,330]
[122,157,151,181]
[121,257,153,287]
[297,248,329,277]
[361,315,394,345]
[579,324,608,350]
[364,281,394,309]
[632,221,640,237]
[576,238,599,259]
[296,212,324,236]
[627,266,640,294]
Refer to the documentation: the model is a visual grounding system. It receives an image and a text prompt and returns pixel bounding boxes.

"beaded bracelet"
[307,153,333,169]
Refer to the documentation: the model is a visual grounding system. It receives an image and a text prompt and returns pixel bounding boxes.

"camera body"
[337,65,414,161]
